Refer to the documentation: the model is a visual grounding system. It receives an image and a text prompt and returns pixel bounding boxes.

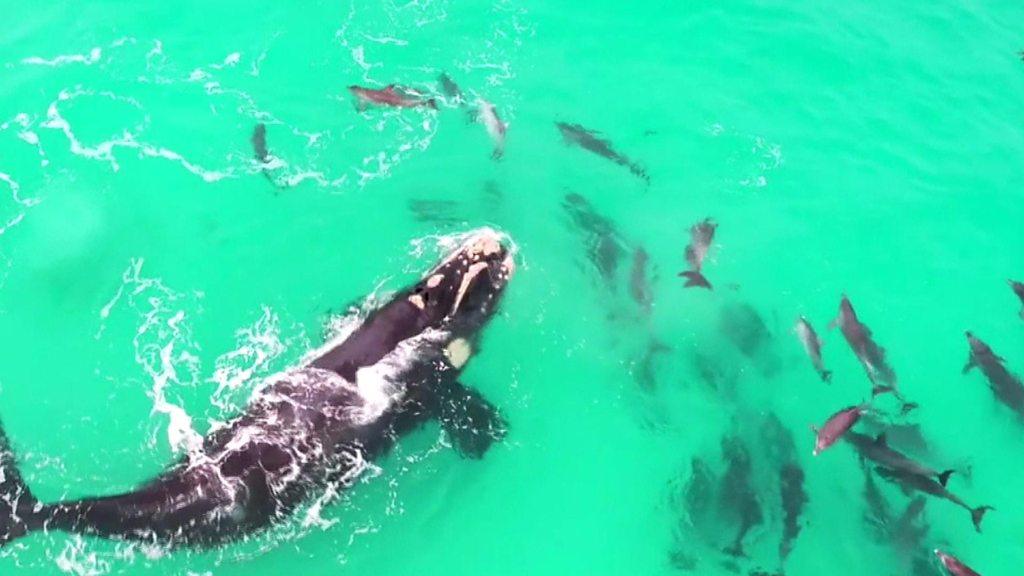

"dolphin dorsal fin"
[383,84,396,93]
[874,433,888,447]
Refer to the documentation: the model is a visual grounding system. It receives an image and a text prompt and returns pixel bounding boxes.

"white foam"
[209,306,288,411]
[22,47,102,67]
[40,88,233,182]
[98,258,205,456]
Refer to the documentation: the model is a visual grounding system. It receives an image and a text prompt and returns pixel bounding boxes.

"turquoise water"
[2,1,1024,574]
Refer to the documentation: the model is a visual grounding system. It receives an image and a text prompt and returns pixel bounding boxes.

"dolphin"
[795,316,832,382]
[555,122,650,183]
[0,229,515,548]
[845,431,954,487]
[935,549,981,576]
[875,467,992,533]
[760,414,807,564]
[349,84,437,111]
[812,404,867,456]
[829,295,915,411]
[1011,279,1024,319]
[629,247,654,317]
[250,123,282,188]
[963,331,1024,419]
[438,73,465,106]
[719,435,763,558]
[860,462,893,540]
[678,218,717,289]
[561,192,628,291]
[476,99,507,160]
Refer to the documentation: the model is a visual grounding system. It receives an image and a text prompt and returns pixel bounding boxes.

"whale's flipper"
[435,380,506,459]
[0,421,39,546]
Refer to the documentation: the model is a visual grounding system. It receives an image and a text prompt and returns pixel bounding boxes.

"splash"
[209,306,291,412]
[98,258,204,456]
[52,536,110,576]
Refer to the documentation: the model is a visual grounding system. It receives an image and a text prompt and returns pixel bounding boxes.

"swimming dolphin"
[438,73,465,106]
[678,218,716,289]
[476,99,506,160]
[963,331,1024,419]
[250,123,282,188]
[875,467,992,533]
[935,549,981,576]
[349,84,437,111]
[829,295,914,411]
[561,192,628,291]
[1011,280,1024,319]
[719,435,763,558]
[760,414,807,564]
[719,302,781,377]
[630,247,654,316]
[845,431,954,487]
[252,123,270,164]
[812,404,866,456]
[555,122,649,183]
[860,462,893,541]
[795,316,832,382]
[0,229,515,548]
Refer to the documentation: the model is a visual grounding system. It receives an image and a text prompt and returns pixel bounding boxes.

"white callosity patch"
[444,338,472,369]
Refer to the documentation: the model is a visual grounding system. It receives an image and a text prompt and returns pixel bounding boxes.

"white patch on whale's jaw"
[444,337,472,370]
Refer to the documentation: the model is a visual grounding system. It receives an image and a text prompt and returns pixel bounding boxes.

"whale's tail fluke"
[0,420,39,547]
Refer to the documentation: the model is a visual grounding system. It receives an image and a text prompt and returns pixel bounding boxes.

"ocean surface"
[2,1,1024,574]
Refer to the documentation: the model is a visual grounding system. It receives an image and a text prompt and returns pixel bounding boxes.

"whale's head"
[407,228,515,337]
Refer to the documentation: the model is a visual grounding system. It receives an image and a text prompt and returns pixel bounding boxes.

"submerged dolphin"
[629,247,654,317]
[875,467,992,533]
[845,431,954,487]
[719,435,763,558]
[562,192,628,291]
[555,122,650,183]
[1010,279,1024,319]
[760,414,807,564]
[963,331,1024,419]
[0,229,515,548]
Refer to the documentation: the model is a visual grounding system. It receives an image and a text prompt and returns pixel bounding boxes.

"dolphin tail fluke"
[870,384,894,397]
[436,381,507,459]
[820,370,833,383]
[0,421,39,547]
[899,401,919,416]
[937,470,955,488]
[971,506,994,533]
[679,271,712,290]
[722,541,746,558]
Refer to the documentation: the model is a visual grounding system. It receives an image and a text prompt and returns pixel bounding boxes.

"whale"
[0,229,515,548]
